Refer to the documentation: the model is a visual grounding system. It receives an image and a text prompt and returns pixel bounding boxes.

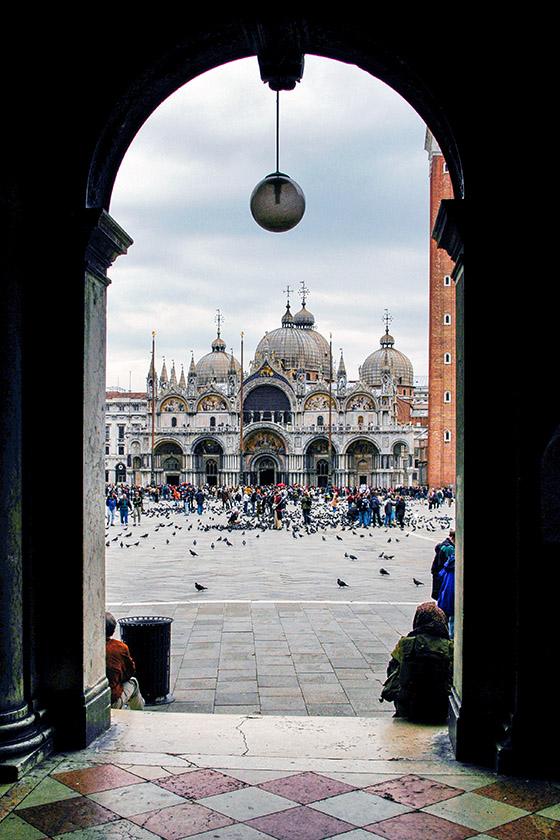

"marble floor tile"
[311,789,410,826]
[15,796,120,836]
[88,780,186,818]
[180,826,278,840]
[245,804,355,840]
[53,818,173,838]
[197,786,295,821]
[51,763,145,795]
[484,813,560,839]
[0,812,51,839]
[364,773,464,808]
[472,777,560,812]
[15,777,82,808]
[257,771,357,804]
[365,810,479,839]
[424,791,529,833]
[155,768,248,799]
[130,801,234,839]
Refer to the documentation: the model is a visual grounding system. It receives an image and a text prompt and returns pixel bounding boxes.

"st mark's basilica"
[105,286,428,490]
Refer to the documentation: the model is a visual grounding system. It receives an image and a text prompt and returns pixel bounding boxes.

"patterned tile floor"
[3,746,560,839]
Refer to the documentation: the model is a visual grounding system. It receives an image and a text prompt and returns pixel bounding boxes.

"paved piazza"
[106,495,455,717]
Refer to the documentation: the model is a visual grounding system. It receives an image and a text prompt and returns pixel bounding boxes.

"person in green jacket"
[380,602,453,723]
[301,490,312,525]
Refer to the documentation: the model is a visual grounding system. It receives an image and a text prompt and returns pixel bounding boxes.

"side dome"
[196,332,241,387]
[361,328,414,389]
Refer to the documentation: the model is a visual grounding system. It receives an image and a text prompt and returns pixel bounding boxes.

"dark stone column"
[0,209,132,780]
[433,199,510,766]
[41,210,133,750]
[434,199,560,774]
[0,204,54,781]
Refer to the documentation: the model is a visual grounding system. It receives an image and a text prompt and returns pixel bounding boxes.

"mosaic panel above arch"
[161,396,187,412]
[197,394,228,411]
[193,437,224,455]
[304,393,335,410]
[346,393,375,410]
[244,429,286,454]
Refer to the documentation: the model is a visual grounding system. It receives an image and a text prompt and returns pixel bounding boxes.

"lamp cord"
[275,90,280,174]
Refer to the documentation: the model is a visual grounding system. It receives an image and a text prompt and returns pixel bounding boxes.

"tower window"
[444,313,451,325]
[444,391,452,403]
[444,353,451,365]
[444,275,452,286]
[444,430,452,442]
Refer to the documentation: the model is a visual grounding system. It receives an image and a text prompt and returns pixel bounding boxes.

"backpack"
[386,634,453,722]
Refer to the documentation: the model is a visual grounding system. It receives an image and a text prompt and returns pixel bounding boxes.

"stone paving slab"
[106,496,455,716]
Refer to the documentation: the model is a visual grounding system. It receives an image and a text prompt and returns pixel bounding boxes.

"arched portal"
[252,455,278,486]
[346,439,380,487]
[154,441,184,486]
[193,438,223,486]
[305,437,336,487]
[10,17,552,781]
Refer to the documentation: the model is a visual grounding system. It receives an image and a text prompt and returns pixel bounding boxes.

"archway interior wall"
[88,23,463,214]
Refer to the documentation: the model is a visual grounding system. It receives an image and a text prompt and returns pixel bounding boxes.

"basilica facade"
[105,294,427,489]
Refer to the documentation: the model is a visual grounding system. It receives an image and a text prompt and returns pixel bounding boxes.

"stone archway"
[20,18,549,780]
[5,12,555,781]
[2,21,466,774]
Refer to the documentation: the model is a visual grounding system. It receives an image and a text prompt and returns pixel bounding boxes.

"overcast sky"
[106,55,430,392]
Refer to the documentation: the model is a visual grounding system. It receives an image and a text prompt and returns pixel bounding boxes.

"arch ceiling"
[88,20,463,211]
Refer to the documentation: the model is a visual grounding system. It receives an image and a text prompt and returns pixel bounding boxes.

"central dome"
[254,302,330,377]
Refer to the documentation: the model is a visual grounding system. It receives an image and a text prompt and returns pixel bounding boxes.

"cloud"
[107,55,430,391]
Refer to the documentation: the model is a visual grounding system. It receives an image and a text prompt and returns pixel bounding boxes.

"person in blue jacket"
[437,550,455,638]
[106,493,117,525]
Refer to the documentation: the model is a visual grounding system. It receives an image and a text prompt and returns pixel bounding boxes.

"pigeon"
[379,568,390,575]
[413,578,425,586]
[336,535,343,541]
[189,549,198,556]
[194,582,207,591]
[337,578,349,587]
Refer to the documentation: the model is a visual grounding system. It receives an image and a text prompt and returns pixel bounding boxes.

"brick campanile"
[425,130,456,488]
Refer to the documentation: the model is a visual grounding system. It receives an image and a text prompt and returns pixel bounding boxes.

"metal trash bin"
[118,616,174,705]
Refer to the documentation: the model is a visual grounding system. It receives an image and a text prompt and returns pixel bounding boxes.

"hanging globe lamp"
[250,91,305,233]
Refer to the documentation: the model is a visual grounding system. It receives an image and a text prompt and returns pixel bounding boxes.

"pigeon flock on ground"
[106,494,454,596]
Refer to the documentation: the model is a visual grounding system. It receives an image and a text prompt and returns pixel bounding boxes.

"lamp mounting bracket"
[249,23,306,90]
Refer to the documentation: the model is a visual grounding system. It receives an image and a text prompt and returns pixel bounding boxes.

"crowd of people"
[105,481,453,531]
[105,480,455,720]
